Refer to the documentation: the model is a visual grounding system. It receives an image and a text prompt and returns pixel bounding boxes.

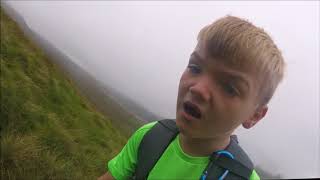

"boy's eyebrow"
[190,51,251,91]
[190,51,204,62]
[224,73,250,92]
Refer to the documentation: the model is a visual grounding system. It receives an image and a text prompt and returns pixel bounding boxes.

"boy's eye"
[187,64,201,74]
[222,82,239,97]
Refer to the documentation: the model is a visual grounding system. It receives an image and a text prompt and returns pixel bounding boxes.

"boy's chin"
[176,117,201,138]
[176,117,189,135]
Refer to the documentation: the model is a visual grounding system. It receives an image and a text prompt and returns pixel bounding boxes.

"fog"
[3,1,319,178]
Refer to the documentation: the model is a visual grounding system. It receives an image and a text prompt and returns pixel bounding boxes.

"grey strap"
[134,119,178,179]
[204,136,254,180]
[205,154,252,179]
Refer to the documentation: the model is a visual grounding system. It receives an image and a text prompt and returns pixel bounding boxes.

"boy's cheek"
[204,112,242,132]
[177,81,189,97]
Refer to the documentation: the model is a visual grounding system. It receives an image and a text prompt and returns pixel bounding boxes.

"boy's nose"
[189,78,212,103]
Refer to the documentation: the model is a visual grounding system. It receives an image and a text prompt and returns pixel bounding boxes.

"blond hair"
[197,15,285,105]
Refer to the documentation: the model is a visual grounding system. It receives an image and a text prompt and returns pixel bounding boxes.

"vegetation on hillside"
[0,7,128,179]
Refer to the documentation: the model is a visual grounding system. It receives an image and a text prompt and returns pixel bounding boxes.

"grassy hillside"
[0,7,128,179]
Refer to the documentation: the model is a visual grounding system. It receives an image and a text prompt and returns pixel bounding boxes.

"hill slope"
[0,7,127,179]
[0,2,156,137]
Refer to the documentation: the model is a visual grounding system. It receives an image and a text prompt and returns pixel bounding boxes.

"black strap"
[134,119,179,180]
[217,155,251,179]
[203,136,253,180]
[205,154,252,179]
[226,135,254,171]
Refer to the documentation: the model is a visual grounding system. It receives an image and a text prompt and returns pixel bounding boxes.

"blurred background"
[1,1,319,179]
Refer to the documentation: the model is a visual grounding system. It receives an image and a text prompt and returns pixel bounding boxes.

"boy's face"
[176,43,268,139]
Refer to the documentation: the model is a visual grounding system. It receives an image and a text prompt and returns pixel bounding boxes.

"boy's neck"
[179,134,231,157]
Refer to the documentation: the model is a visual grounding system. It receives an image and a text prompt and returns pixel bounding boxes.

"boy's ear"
[242,105,268,129]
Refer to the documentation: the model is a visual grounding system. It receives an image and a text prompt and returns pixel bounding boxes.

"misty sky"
[3,1,319,178]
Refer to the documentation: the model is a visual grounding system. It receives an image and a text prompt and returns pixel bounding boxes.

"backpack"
[133,119,254,180]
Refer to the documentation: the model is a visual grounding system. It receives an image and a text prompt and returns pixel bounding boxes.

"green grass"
[0,7,128,179]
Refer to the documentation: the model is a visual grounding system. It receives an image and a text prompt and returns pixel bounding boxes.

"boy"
[99,15,285,180]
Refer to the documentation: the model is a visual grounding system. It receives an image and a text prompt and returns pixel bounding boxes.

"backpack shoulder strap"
[227,135,254,170]
[134,119,178,180]
[205,135,254,180]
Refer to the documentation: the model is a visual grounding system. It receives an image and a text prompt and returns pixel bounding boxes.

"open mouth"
[183,101,202,119]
